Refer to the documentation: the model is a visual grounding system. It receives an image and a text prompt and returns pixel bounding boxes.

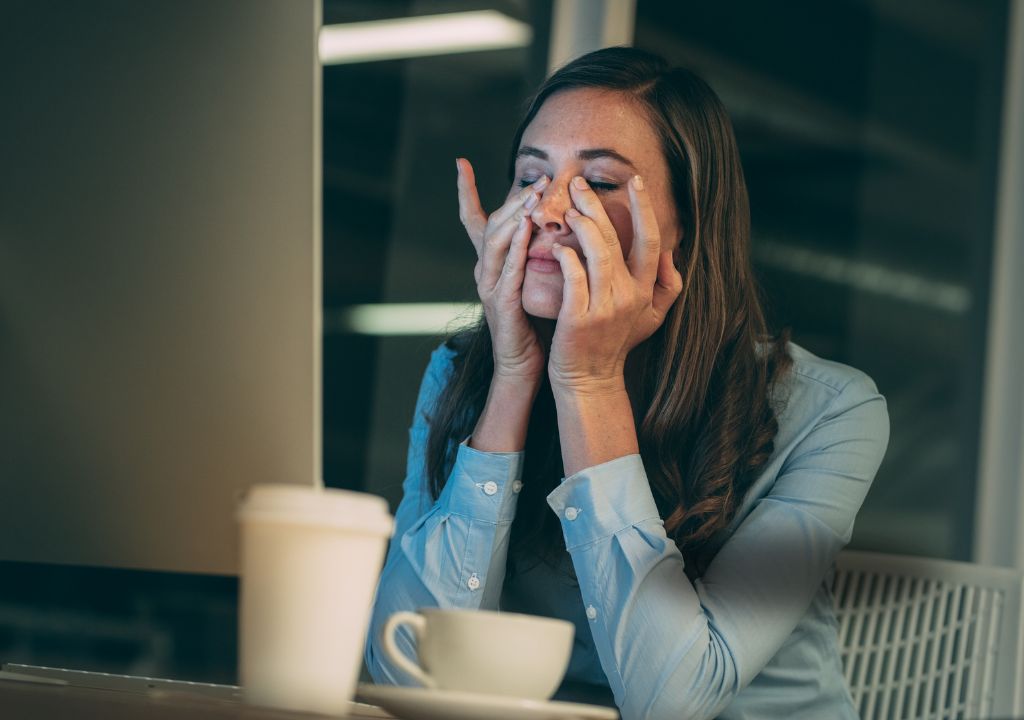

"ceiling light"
[319,10,532,65]
[324,303,483,336]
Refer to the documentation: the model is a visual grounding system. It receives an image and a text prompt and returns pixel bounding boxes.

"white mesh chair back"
[833,551,1023,720]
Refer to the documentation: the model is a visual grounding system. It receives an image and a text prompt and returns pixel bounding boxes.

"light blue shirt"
[365,341,890,720]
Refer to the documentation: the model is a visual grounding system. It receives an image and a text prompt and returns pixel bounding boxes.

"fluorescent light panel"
[753,238,971,314]
[319,10,532,65]
[325,303,483,336]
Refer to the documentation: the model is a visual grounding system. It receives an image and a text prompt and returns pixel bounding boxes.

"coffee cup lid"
[237,484,393,537]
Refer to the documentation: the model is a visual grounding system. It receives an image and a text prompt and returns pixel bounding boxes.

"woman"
[365,47,889,720]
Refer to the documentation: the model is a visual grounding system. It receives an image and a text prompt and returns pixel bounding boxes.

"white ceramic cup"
[237,484,393,716]
[382,608,574,700]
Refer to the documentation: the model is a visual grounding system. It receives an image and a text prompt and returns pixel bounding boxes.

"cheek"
[605,204,634,257]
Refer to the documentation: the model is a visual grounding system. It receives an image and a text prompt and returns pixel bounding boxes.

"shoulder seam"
[787,366,849,393]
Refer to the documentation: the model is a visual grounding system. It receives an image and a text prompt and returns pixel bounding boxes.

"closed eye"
[515,178,620,192]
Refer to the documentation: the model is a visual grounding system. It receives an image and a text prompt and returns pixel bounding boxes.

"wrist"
[468,373,540,453]
[492,368,544,393]
[551,378,638,476]
[549,373,627,400]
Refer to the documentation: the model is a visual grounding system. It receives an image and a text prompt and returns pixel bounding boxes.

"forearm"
[365,344,532,685]
[552,378,639,477]
[544,378,890,720]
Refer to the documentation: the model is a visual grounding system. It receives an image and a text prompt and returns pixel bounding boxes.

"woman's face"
[511,87,681,320]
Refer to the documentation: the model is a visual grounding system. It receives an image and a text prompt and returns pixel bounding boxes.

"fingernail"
[632,175,644,191]
[572,176,588,190]
[566,207,581,218]
[524,193,539,210]
[534,175,549,189]
[455,158,461,175]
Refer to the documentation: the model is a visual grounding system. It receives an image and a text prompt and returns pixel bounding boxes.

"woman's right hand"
[456,157,549,385]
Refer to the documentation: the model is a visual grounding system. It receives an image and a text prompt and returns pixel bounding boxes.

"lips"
[526,245,563,274]
[527,247,556,262]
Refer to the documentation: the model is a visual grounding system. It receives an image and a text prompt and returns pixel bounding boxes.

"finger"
[552,242,589,318]
[496,215,532,297]
[567,176,621,249]
[626,174,662,285]
[456,158,487,252]
[478,210,526,290]
[488,174,549,231]
[651,250,684,320]
[563,207,614,306]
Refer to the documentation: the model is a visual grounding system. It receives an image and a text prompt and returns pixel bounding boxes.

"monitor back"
[0,0,322,575]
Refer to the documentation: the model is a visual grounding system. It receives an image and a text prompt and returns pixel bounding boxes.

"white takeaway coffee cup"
[382,608,574,700]
[238,484,393,716]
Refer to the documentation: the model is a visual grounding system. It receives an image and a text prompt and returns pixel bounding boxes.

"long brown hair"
[426,47,791,578]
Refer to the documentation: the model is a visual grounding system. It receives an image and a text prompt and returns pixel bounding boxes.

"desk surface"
[0,678,390,720]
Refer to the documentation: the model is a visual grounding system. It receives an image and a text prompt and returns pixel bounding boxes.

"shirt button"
[467,574,481,591]
[586,605,598,621]
[482,481,498,496]
[564,507,579,521]
[511,480,523,494]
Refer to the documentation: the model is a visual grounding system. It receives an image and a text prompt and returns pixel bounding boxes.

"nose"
[530,178,573,237]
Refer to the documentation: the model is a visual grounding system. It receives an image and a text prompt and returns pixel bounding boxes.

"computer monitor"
[0,0,322,576]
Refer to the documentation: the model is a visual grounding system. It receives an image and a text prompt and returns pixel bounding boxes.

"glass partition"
[322,0,548,512]
[634,0,1009,559]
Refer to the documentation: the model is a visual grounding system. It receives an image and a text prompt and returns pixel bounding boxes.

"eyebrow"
[516,145,637,169]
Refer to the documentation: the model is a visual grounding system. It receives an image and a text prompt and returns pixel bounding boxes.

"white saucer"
[355,683,619,720]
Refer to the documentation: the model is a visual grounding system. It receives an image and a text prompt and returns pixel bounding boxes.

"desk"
[0,678,391,720]
[1,674,618,719]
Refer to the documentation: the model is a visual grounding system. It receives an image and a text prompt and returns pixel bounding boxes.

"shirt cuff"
[545,454,662,550]
[436,439,524,524]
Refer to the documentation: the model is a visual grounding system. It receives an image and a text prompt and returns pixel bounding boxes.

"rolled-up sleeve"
[364,345,526,685]
[546,374,889,720]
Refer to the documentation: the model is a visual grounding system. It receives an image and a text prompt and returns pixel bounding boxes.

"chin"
[521,276,562,319]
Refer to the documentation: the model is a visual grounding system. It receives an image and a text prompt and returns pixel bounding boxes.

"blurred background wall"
[2,0,1021,688]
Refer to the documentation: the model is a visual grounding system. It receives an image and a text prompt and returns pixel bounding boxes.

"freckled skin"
[510,88,681,319]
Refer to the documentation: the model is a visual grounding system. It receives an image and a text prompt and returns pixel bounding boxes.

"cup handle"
[382,611,437,690]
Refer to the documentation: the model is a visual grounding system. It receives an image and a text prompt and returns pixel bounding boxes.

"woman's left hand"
[548,174,684,395]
